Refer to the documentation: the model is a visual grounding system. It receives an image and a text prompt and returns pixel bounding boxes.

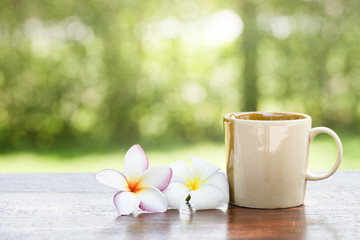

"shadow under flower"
[106,207,229,239]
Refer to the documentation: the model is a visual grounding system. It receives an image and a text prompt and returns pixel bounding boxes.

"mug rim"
[223,111,311,122]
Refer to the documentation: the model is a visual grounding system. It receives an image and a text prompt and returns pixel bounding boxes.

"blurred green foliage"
[0,0,359,149]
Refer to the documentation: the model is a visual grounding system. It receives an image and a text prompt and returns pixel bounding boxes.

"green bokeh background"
[0,0,359,172]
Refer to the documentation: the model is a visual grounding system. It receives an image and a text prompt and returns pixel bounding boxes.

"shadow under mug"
[224,112,343,209]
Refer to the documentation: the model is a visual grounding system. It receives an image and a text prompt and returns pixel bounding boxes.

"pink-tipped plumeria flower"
[95,144,172,216]
[163,156,229,210]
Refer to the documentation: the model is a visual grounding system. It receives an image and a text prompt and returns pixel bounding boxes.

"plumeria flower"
[95,144,172,216]
[163,156,229,210]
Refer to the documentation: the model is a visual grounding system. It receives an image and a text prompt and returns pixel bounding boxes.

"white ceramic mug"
[224,112,343,209]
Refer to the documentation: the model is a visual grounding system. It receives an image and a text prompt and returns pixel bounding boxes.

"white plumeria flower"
[163,156,229,210]
[95,144,172,216]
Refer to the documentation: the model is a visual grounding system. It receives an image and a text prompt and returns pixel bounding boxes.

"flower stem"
[185,194,191,203]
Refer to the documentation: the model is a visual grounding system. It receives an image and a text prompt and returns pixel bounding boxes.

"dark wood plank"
[0,171,359,239]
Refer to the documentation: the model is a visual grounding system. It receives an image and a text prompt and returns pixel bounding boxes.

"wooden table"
[0,171,359,239]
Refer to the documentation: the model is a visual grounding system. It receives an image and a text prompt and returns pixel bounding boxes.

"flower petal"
[189,183,226,210]
[94,169,129,190]
[190,155,220,182]
[138,166,172,191]
[170,161,193,181]
[162,181,190,209]
[124,144,148,181]
[113,191,140,216]
[205,172,229,204]
[171,175,188,184]
[138,187,168,213]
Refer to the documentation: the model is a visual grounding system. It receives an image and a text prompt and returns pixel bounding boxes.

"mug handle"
[306,127,343,181]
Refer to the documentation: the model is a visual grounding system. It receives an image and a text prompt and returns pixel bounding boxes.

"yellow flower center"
[127,179,142,193]
[187,178,201,191]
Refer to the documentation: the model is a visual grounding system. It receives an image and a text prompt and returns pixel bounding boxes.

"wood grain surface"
[0,171,359,239]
